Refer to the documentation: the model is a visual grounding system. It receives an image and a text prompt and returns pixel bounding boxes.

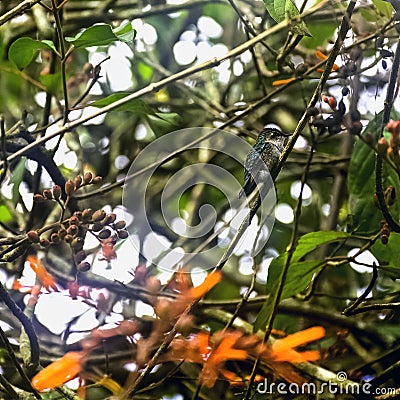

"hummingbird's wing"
[241,144,270,197]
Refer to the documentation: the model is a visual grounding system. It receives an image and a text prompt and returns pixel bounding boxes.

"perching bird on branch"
[240,127,289,197]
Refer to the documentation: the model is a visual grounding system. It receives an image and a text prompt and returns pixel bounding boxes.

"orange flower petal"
[272,77,295,87]
[27,255,58,292]
[31,351,85,391]
[272,326,325,353]
[272,348,321,363]
[197,332,211,356]
[315,50,328,60]
[189,271,222,299]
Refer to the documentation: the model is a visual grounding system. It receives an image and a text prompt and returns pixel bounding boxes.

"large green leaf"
[254,230,350,331]
[348,111,400,233]
[254,255,321,331]
[39,73,62,95]
[371,232,400,277]
[263,0,311,36]
[373,0,395,17]
[301,21,337,49]
[292,231,350,262]
[8,38,55,70]
[91,94,153,114]
[65,23,136,48]
[146,113,183,138]
[91,94,182,136]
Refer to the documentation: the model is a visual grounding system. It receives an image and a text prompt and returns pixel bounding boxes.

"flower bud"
[92,209,106,222]
[74,175,83,189]
[114,220,126,230]
[92,221,104,232]
[82,208,93,220]
[65,180,75,196]
[43,189,53,200]
[295,63,307,75]
[377,137,389,156]
[33,194,45,203]
[69,215,80,226]
[118,230,129,239]
[71,237,84,251]
[52,185,62,199]
[40,238,50,247]
[98,229,111,239]
[103,213,117,225]
[83,172,93,184]
[92,176,103,184]
[58,229,67,240]
[50,233,60,244]
[27,231,40,243]
[64,234,73,243]
[67,225,79,236]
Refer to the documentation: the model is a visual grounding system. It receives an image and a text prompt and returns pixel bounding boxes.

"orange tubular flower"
[31,351,86,391]
[189,271,222,300]
[315,50,339,72]
[26,255,58,292]
[199,331,248,388]
[270,326,325,363]
[272,77,296,87]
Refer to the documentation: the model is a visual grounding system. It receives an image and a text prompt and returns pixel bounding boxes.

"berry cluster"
[308,88,362,136]
[27,173,129,271]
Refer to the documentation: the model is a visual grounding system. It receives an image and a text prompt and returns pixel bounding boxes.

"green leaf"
[39,73,62,95]
[137,61,154,81]
[292,231,350,262]
[146,113,182,137]
[65,23,136,48]
[371,233,400,276]
[301,21,337,49]
[8,37,54,70]
[348,110,400,233]
[373,0,395,18]
[263,0,311,36]
[0,204,13,224]
[91,94,154,114]
[10,158,26,205]
[254,255,321,331]
[113,22,137,43]
[91,93,181,136]
[254,231,350,331]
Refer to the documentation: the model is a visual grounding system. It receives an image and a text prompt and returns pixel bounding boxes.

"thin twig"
[375,39,400,232]
[0,283,40,370]
[0,0,42,26]
[343,263,378,316]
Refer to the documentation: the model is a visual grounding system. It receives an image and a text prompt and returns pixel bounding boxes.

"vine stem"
[375,39,400,232]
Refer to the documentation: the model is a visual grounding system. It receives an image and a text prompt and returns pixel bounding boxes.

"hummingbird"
[240,127,289,197]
